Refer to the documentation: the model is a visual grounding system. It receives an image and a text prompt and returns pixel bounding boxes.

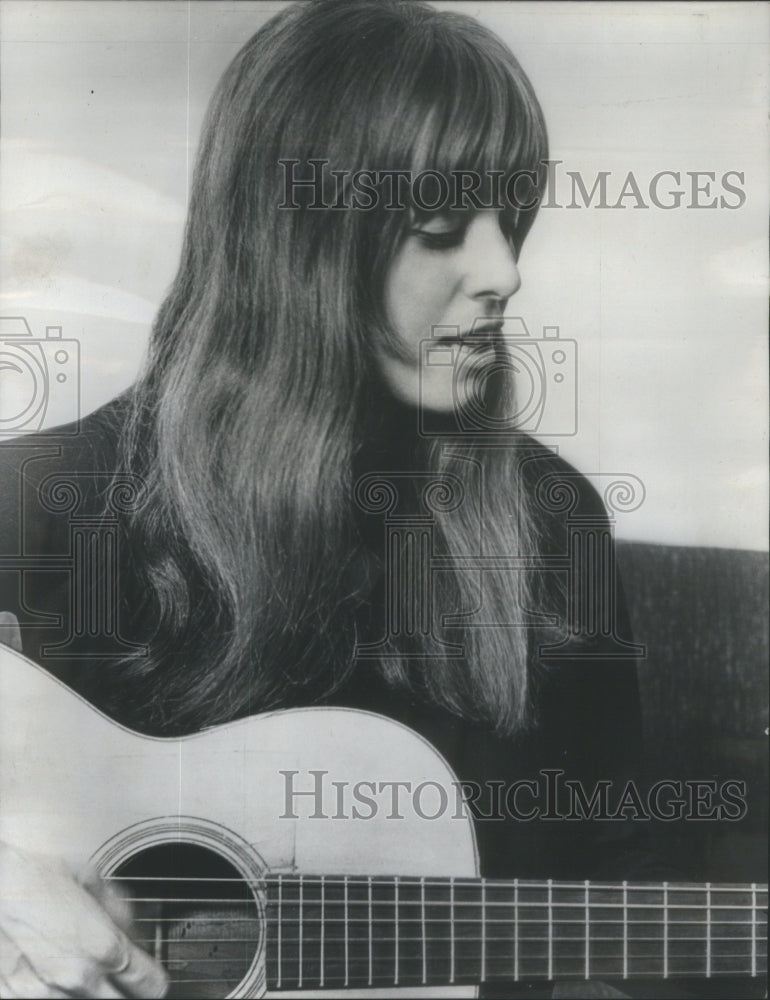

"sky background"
[1,1,768,549]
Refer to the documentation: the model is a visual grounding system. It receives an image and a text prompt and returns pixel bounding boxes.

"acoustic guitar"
[0,649,766,998]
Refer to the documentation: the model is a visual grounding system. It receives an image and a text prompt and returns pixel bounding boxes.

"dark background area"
[617,541,768,884]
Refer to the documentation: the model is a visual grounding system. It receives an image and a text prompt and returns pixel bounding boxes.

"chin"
[416,389,458,413]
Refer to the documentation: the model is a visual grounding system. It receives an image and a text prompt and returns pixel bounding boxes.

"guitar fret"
[420,876,427,985]
[298,874,303,989]
[450,877,455,984]
[481,879,486,982]
[319,875,325,988]
[514,878,519,981]
[343,875,349,988]
[277,875,282,989]
[706,884,711,977]
[622,881,628,978]
[261,876,766,989]
[547,878,553,980]
[394,876,399,986]
[368,876,373,987]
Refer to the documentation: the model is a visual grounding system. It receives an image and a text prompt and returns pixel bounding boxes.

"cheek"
[384,256,421,345]
[384,247,454,350]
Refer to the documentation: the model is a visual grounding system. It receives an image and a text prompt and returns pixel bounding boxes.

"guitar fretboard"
[265,876,768,990]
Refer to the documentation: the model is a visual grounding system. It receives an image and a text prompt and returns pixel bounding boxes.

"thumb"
[78,866,135,937]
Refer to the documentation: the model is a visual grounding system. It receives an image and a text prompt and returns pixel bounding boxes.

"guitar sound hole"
[110,843,261,999]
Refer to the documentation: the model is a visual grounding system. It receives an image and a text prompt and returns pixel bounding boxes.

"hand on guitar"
[0,841,167,999]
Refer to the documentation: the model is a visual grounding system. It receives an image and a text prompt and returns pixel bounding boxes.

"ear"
[0,611,23,653]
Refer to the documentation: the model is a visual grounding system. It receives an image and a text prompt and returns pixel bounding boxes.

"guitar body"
[2,647,766,995]
[0,648,478,998]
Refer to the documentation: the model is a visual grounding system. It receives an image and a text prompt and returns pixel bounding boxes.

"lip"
[463,319,504,337]
[433,320,503,347]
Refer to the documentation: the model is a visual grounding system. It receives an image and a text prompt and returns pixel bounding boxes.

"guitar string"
[126,932,763,945]
[123,896,760,922]
[161,981,761,988]
[132,936,761,946]
[103,875,766,892]
[120,869,766,976]
[267,932,764,940]
[174,954,767,964]
[129,912,766,923]
[146,954,764,967]
[161,958,768,982]
[132,938,765,983]
[128,921,763,937]
[260,934,763,944]
[273,953,764,960]
[125,876,766,981]
[153,952,768,965]
[128,926,766,953]
[163,956,766,966]
[274,951,765,959]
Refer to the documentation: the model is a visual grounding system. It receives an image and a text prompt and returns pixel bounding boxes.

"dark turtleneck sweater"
[0,389,650,875]
[2,393,759,999]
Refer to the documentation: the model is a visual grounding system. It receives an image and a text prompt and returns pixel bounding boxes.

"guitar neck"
[266,876,768,990]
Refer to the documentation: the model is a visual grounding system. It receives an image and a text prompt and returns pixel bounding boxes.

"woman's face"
[378,208,521,412]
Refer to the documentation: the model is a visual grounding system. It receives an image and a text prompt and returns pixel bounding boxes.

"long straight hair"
[118,0,551,735]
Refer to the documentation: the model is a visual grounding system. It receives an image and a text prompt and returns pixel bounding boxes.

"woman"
[0,1,650,997]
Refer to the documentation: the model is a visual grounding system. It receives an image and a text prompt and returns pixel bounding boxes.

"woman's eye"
[411,227,465,250]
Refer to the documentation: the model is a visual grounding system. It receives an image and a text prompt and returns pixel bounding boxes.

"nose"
[460,212,521,305]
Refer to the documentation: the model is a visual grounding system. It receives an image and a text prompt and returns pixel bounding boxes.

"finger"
[88,977,127,999]
[8,914,138,999]
[0,929,45,999]
[78,871,134,938]
[0,849,147,999]
[75,921,166,1000]
[0,971,68,998]
[0,932,67,999]
[0,980,70,999]
[109,943,168,1000]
